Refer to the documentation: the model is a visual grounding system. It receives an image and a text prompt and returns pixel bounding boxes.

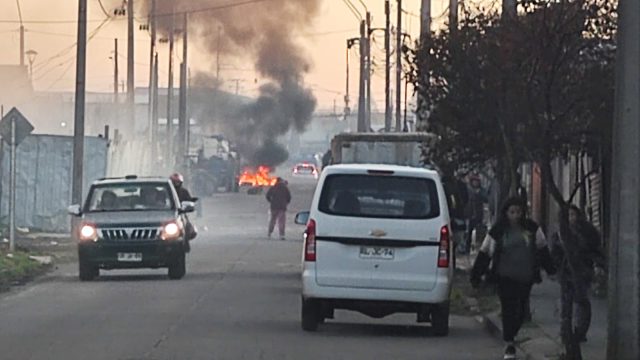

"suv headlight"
[161,221,182,241]
[79,223,98,242]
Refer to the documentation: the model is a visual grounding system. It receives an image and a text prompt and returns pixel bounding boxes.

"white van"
[295,164,453,335]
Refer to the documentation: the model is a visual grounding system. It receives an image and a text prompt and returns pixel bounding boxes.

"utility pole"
[16,0,24,66]
[357,20,366,132]
[345,39,356,122]
[384,0,391,132]
[449,0,458,33]
[178,13,188,170]
[421,0,431,40]
[365,11,372,131]
[72,0,87,207]
[395,0,403,132]
[127,0,135,137]
[151,52,159,166]
[114,38,119,103]
[166,16,175,166]
[608,0,640,358]
[419,0,431,130]
[148,0,156,151]
[502,0,516,19]
[216,26,222,85]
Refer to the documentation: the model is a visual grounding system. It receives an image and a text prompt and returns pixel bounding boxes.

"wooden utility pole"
[127,0,135,136]
[608,0,640,358]
[72,0,87,206]
[114,38,119,102]
[395,0,403,132]
[384,0,392,132]
[357,20,366,132]
[178,13,189,169]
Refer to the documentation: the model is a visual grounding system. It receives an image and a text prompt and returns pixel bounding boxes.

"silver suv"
[68,176,196,281]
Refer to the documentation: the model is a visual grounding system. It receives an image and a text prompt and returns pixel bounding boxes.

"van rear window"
[318,174,440,219]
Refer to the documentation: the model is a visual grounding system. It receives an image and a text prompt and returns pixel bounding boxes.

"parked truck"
[192,135,240,195]
[329,132,438,168]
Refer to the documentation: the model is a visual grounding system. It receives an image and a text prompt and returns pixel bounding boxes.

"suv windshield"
[86,182,175,212]
[319,174,440,219]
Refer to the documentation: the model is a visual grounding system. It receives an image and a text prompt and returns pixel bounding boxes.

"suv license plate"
[117,253,142,262]
[359,246,394,260]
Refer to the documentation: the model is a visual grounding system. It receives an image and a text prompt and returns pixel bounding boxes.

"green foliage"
[407,0,617,184]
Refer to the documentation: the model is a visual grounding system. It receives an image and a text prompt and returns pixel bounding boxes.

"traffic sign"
[0,107,34,145]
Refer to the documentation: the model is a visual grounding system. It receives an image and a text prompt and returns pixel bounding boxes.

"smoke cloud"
[137,0,320,167]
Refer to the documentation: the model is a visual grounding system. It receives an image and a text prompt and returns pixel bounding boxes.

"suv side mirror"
[295,211,310,225]
[68,204,82,216]
[180,201,196,213]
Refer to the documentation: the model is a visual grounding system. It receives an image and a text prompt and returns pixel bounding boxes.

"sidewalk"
[528,278,606,360]
[457,252,606,360]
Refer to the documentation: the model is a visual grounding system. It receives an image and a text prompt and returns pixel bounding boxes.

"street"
[0,179,502,360]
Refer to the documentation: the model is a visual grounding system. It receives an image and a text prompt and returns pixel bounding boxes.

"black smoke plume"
[136,0,319,167]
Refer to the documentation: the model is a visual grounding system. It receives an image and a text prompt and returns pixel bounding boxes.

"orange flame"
[238,166,278,187]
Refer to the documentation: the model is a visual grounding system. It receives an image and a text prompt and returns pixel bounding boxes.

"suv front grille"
[100,228,159,241]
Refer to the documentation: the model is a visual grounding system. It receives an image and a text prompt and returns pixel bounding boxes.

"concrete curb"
[476,310,563,360]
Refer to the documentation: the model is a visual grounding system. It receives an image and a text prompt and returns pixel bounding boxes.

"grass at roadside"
[0,251,53,292]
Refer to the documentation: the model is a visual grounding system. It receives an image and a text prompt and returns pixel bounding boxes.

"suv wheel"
[431,301,450,336]
[79,257,98,281]
[301,298,320,332]
[168,251,186,280]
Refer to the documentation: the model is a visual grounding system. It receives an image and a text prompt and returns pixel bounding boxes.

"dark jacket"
[266,183,291,211]
[443,176,469,230]
[176,186,195,203]
[550,222,605,283]
[471,219,556,286]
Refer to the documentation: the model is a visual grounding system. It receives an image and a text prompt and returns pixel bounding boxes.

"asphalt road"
[0,178,503,360]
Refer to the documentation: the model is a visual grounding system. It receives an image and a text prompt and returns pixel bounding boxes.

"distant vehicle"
[67,175,196,281]
[192,135,240,195]
[295,164,453,335]
[292,163,319,179]
[329,132,438,168]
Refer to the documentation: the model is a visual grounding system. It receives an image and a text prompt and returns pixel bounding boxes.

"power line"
[0,0,275,24]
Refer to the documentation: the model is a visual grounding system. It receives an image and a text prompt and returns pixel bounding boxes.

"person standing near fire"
[266,177,292,240]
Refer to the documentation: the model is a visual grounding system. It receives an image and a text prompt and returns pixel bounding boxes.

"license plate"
[117,253,142,262]
[359,246,394,260]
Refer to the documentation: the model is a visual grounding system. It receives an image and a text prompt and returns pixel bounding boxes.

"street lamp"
[25,49,37,80]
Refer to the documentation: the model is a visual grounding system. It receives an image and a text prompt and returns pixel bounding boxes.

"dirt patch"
[450,269,500,316]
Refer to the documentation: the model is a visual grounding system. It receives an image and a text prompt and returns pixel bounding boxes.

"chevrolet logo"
[370,229,387,238]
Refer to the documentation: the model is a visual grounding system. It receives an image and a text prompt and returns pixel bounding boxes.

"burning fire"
[238,166,278,187]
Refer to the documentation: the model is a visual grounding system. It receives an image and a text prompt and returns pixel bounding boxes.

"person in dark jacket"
[471,197,556,360]
[551,205,605,346]
[442,172,469,255]
[170,172,198,251]
[266,178,292,240]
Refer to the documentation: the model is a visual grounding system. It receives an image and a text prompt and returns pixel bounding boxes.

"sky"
[0,0,451,112]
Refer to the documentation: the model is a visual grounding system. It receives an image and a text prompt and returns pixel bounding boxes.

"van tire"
[431,301,450,336]
[301,298,320,331]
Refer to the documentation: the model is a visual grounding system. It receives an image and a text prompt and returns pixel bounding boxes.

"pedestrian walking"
[550,205,606,349]
[442,170,469,255]
[465,174,488,253]
[471,197,556,360]
[266,177,291,240]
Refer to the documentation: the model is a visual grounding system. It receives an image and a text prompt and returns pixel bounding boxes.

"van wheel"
[301,298,320,332]
[168,252,186,280]
[431,301,450,336]
[79,257,98,281]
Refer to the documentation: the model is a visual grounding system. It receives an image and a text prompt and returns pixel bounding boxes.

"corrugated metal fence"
[0,134,108,233]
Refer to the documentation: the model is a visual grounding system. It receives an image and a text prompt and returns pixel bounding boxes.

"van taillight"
[304,219,317,262]
[438,226,450,268]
